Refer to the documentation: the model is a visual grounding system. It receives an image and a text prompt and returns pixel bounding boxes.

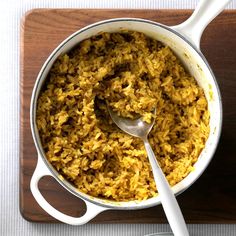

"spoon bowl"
[108,107,156,139]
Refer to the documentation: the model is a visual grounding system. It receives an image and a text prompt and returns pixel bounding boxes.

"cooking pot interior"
[31,19,222,210]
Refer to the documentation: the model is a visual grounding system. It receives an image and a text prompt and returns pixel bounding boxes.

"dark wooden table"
[20,9,236,223]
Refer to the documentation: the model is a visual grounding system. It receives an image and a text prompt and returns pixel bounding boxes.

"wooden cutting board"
[20,9,236,223]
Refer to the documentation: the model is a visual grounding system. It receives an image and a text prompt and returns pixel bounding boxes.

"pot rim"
[30,17,222,210]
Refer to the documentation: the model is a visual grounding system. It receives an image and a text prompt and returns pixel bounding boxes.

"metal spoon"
[108,107,189,236]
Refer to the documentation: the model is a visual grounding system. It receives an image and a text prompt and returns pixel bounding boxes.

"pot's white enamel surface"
[30,0,230,226]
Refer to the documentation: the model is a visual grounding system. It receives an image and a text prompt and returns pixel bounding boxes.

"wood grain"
[20,9,236,223]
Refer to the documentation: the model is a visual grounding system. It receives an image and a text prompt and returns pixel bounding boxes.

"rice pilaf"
[36,31,210,201]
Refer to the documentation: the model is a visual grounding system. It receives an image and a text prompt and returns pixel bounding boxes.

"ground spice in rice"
[36,31,210,201]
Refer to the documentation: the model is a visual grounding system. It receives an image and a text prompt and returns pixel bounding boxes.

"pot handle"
[30,156,108,225]
[171,0,231,49]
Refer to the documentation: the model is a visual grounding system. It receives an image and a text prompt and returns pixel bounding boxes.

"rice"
[36,31,210,201]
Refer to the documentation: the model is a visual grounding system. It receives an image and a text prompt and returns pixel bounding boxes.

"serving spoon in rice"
[108,107,189,236]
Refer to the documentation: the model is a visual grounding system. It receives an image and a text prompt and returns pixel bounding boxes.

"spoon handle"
[143,140,189,236]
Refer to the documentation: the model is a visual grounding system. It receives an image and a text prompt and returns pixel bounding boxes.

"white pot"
[30,0,230,225]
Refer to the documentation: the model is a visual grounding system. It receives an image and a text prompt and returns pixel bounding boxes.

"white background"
[0,0,236,235]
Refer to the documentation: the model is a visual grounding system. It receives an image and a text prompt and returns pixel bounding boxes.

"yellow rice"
[36,31,210,201]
